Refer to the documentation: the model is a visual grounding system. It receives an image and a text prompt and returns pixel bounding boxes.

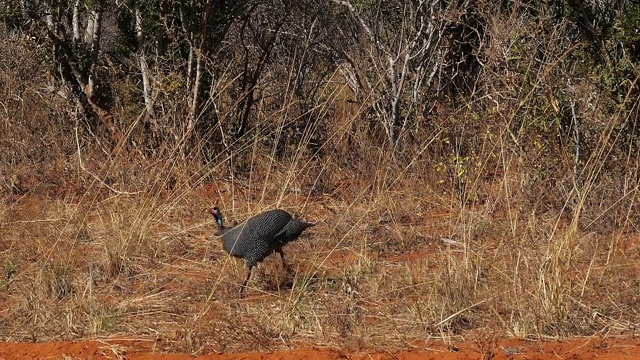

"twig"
[75,126,141,195]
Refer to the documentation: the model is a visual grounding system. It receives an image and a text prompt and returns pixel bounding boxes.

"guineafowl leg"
[276,249,291,271]
[240,267,253,295]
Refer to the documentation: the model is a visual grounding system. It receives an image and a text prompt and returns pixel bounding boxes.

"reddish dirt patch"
[1,337,639,359]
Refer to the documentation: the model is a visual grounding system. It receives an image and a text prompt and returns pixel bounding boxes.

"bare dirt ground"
[1,337,640,359]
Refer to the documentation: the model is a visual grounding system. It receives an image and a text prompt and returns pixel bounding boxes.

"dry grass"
[2,154,638,353]
[1,16,640,355]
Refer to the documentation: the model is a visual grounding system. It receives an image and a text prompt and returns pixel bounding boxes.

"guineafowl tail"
[269,219,315,246]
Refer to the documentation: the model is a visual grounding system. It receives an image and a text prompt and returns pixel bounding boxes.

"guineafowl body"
[210,207,315,294]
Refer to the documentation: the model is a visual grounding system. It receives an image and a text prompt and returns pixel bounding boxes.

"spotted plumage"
[210,207,315,295]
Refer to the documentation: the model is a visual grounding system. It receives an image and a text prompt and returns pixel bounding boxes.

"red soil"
[1,337,639,359]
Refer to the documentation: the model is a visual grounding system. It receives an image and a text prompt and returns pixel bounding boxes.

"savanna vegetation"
[0,0,639,355]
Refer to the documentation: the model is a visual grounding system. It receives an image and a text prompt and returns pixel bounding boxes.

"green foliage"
[115,5,137,54]
[608,3,640,62]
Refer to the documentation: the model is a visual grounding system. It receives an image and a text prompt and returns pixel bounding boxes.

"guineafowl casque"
[209,207,315,295]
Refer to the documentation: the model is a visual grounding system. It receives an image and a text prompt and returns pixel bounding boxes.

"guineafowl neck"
[216,223,228,235]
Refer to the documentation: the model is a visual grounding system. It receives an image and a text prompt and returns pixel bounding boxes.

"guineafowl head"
[209,207,224,230]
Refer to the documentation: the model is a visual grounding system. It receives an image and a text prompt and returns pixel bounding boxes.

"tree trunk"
[84,9,97,45]
[72,0,81,41]
[46,2,126,152]
[87,8,101,90]
[179,3,195,90]
[188,0,213,133]
[136,7,156,120]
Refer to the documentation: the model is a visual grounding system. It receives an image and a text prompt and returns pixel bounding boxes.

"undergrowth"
[1,6,639,354]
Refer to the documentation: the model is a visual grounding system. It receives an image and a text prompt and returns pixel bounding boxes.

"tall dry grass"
[1,10,639,355]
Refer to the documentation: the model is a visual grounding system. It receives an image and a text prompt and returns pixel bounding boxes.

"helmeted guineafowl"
[209,207,315,294]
